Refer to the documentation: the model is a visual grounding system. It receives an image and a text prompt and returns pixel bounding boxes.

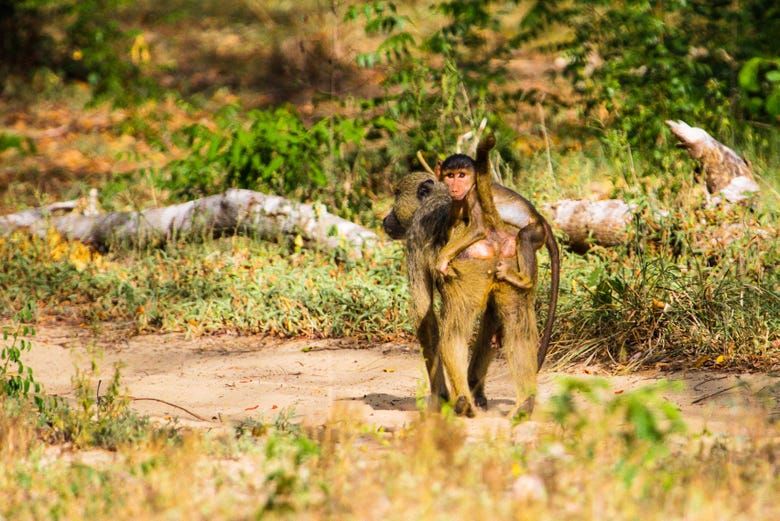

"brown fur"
[435,134,534,291]
[382,166,543,418]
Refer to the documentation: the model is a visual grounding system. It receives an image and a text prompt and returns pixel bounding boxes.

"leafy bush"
[1,304,42,409]
[162,105,391,220]
[739,56,780,119]
[350,0,779,161]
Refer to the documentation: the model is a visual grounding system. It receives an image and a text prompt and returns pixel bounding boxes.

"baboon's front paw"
[454,396,476,418]
[474,392,488,410]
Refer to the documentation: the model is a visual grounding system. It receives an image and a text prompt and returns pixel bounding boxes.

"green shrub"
[161,105,392,220]
[739,56,780,120]
[1,303,42,409]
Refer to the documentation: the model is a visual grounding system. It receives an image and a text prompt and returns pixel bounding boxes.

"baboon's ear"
[434,160,442,179]
[417,179,434,200]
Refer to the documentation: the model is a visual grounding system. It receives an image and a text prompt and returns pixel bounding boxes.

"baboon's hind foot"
[454,396,476,418]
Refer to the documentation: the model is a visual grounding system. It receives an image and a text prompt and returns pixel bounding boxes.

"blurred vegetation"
[2,374,779,518]
[1,0,157,103]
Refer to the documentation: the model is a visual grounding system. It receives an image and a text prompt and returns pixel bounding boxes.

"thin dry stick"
[691,384,740,405]
[693,375,728,392]
[130,397,213,422]
[416,150,436,175]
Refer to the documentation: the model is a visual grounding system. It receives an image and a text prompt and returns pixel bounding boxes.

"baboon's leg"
[439,262,492,417]
[468,297,499,410]
[494,284,539,420]
[407,257,446,401]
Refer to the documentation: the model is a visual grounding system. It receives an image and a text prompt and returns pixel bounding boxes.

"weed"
[1,303,42,409]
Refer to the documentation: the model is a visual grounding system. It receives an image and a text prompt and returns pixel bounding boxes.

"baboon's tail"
[537,219,559,370]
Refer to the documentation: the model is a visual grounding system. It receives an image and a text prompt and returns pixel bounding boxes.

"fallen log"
[666,120,759,203]
[0,189,379,256]
[544,199,634,251]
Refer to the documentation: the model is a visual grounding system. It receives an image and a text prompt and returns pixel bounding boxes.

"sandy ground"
[21,320,780,440]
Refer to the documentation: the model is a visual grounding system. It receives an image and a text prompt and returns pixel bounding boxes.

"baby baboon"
[435,134,532,291]
[383,144,559,417]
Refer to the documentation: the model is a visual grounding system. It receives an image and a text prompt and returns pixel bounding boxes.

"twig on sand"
[693,375,728,391]
[130,397,213,422]
[691,384,740,405]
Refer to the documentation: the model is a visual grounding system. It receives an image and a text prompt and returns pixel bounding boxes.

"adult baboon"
[383,144,559,417]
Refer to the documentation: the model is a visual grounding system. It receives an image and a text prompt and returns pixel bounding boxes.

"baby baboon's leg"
[435,222,486,277]
[468,297,499,410]
[516,221,546,286]
[439,262,492,417]
[494,284,539,420]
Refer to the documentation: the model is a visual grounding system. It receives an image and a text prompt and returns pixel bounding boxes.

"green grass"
[0,233,411,340]
[1,203,777,370]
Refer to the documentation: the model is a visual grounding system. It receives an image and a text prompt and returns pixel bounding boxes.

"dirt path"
[22,321,779,439]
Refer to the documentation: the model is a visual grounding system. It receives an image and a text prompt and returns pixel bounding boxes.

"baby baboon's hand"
[477,133,496,154]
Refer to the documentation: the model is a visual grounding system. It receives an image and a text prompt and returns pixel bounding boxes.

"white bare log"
[0,200,79,228]
[666,119,759,202]
[544,199,634,250]
[0,189,379,256]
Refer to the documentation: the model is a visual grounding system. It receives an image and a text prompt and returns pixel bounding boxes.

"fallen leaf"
[244,405,259,411]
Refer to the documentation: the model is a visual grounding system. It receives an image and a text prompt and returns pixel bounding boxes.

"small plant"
[1,302,42,410]
[39,363,170,449]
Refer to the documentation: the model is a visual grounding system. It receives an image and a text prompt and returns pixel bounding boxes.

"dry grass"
[2,377,779,520]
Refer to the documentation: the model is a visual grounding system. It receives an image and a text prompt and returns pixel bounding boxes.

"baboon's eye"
[417,179,433,199]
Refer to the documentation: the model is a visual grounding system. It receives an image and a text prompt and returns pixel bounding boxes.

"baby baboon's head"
[383,171,442,239]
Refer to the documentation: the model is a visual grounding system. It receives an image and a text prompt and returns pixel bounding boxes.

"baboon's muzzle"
[382,212,406,240]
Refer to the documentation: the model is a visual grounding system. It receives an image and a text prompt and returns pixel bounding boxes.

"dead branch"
[0,189,379,256]
[666,119,759,202]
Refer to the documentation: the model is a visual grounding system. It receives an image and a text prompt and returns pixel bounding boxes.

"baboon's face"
[440,167,475,201]
[382,171,438,240]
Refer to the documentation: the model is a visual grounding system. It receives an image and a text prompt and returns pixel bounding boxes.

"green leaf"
[738,57,763,93]
[766,88,780,117]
